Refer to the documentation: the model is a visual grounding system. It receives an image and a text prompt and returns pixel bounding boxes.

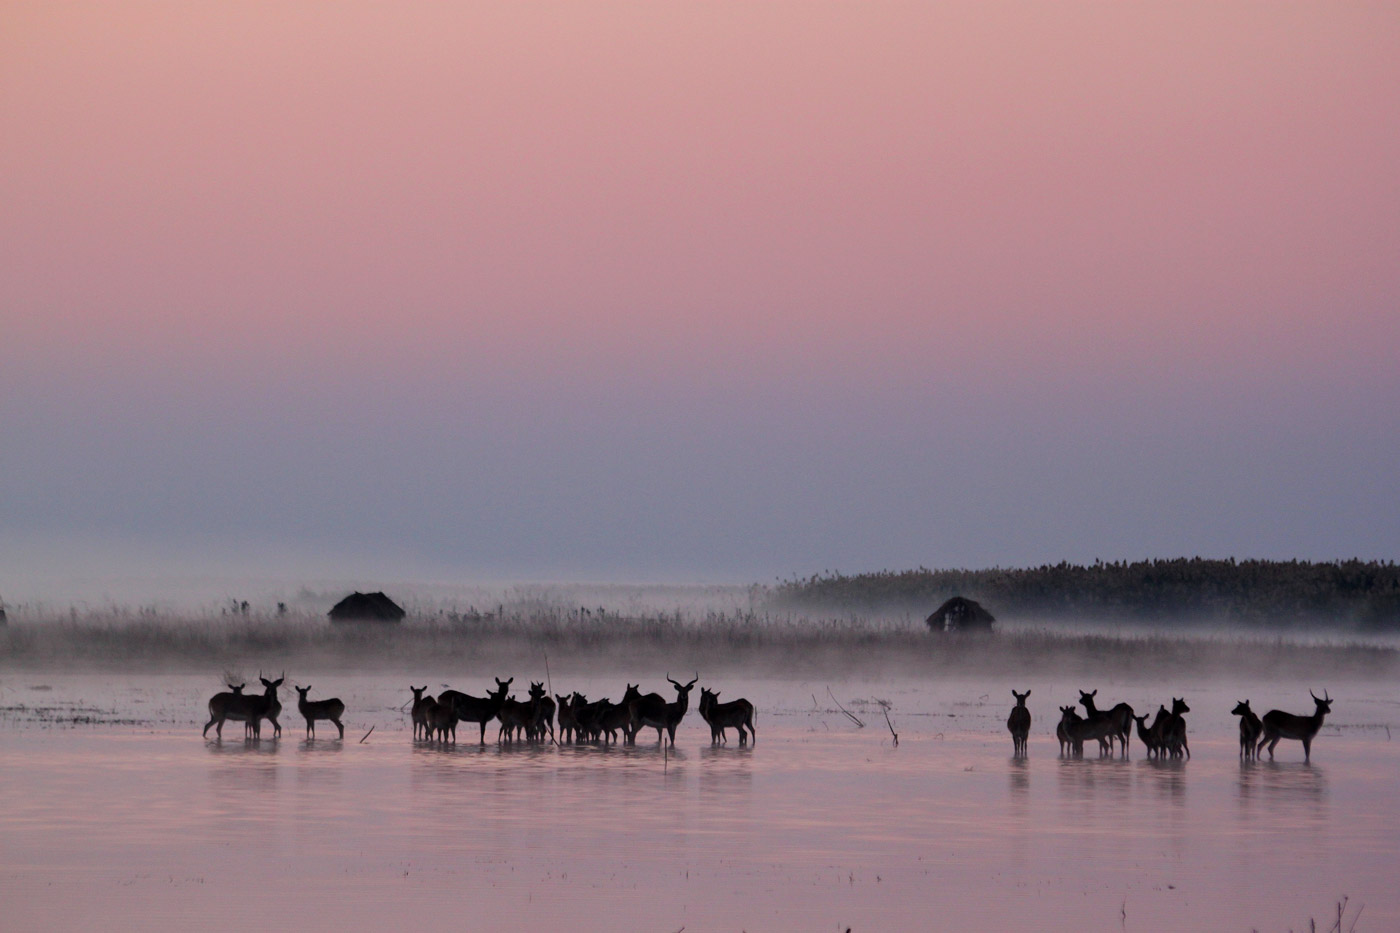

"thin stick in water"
[826,687,864,728]
[543,651,558,745]
[359,725,375,744]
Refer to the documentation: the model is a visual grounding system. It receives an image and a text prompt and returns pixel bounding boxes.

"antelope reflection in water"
[1237,759,1328,809]
[1007,756,1030,821]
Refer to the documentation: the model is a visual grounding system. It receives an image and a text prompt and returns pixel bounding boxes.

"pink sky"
[2,3,1398,583]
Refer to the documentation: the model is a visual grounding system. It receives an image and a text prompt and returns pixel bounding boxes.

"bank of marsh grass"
[2,607,1396,679]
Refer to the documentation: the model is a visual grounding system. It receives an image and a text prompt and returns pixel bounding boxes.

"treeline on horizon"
[770,558,1400,629]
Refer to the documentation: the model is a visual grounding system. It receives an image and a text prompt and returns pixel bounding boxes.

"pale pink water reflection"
[1,675,1394,931]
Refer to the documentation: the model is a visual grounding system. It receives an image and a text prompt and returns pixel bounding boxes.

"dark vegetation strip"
[1,611,1395,678]
[770,558,1400,628]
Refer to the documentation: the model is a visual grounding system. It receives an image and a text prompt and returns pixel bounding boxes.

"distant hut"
[328,591,405,624]
[926,596,995,633]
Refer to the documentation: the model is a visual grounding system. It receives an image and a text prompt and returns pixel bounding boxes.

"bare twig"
[543,651,557,745]
[882,707,899,746]
[359,725,374,744]
[826,687,864,727]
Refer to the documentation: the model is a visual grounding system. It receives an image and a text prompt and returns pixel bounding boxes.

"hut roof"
[328,591,405,623]
[925,596,995,632]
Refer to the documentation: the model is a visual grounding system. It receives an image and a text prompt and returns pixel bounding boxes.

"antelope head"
[1231,700,1252,717]
[1012,689,1030,706]
[492,677,513,699]
[1310,690,1333,714]
[667,672,699,698]
[228,683,245,694]
[1171,697,1190,715]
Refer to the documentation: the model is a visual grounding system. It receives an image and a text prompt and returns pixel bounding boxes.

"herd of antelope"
[203,675,1334,762]
[204,673,758,748]
[1009,688,1334,762]
[409,674,757,747]
[202,672,347,740]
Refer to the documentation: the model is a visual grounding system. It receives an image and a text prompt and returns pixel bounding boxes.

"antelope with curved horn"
[1258,690,1332,762]
[294,685,345,739]
[204,672,282,739]
[1232,700,1263,760]
[1007,689,1031,756]
[627,673,697,746]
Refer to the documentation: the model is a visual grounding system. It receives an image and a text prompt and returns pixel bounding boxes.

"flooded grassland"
[1,670,1396,931]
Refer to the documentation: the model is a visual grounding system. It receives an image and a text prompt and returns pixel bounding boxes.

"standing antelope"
[410,686,434,739]
[203,683,249,738]
[1059,703,1113,756]
[204,673,283,739]
[1258,690,1332,762]
[1006,690,1031,756]
[1232,700,1263,760]
[250,673,285,739]
[1139,705,1172,757]
[594,696,635,745]
[573,692,606,742]
[497,682,547,743]
[427,696,458,743]
[532,690,556,744]
[1163,697,1190,759]
[698,687,757,746]
[294,685,345,739]
[1132,713,1162,758]
[438,677,513,744]
[1078,689,1133,757]
[627,674,697,746]
[556,693,579,744]
[1056,705,1081,756]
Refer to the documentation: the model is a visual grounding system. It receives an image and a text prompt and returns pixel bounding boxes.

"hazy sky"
[2,3,1398,593]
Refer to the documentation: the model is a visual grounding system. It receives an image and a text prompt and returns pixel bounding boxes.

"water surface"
[1,674,1393,931]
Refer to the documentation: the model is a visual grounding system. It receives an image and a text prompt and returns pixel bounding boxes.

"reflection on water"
[1007,755,1030,794]
[0,676,1396,933]
[1238,760,1328,811]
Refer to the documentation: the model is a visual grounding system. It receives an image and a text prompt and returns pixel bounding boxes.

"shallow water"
[1,674,1395,931]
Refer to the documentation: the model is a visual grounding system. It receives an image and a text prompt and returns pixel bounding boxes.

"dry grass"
[2,607,1396,679]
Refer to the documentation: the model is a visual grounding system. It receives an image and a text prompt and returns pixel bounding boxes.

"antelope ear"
[1024,689,1031,697]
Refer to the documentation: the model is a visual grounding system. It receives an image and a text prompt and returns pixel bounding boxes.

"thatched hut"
[925,596,995,633]
[328,591,405,624]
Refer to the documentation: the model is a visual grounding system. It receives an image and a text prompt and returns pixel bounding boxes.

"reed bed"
[2,608,1396,679]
